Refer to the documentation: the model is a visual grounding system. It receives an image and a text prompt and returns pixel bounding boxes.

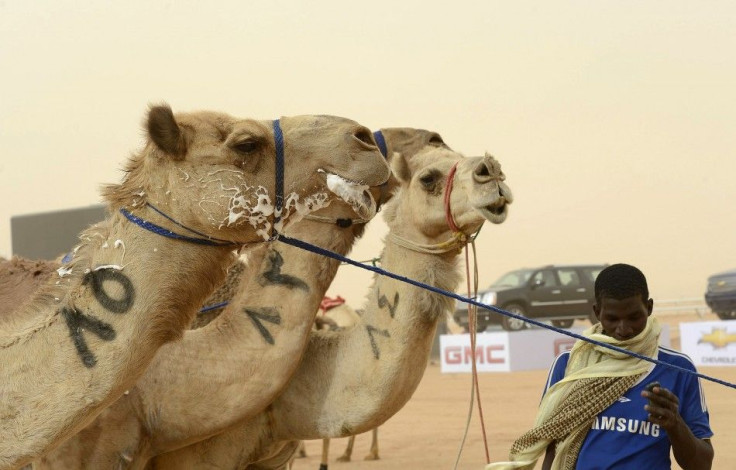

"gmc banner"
[440,326,670,373]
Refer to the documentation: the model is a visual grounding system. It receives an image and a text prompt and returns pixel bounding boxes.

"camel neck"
[129,215,361,453]
[271,230,461,441]
[0,211,235,469]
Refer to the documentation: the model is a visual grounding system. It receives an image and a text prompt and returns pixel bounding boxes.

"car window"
[491,270,533,288]
[580,266,604,283]
[557,268,581,286]
[531,270,558,287]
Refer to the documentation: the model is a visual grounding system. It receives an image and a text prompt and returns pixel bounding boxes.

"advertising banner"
[440,325,670,373]
[680,321,736,367]
[440,328,584,373]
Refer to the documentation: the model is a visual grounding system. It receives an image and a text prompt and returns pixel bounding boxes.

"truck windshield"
[491,269,533,288]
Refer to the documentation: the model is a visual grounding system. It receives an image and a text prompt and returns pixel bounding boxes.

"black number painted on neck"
[366,325,390,360]
[244,307,282,345]
[63,268,136,367]
[61,308,117,368]
[377,289,399,318]
[258,249,309,292]
[82,268,136,313]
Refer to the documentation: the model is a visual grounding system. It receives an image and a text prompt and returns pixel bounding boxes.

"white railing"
[653,297,710,317]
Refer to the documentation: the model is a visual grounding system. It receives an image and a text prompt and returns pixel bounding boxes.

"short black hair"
[594,263,649,304]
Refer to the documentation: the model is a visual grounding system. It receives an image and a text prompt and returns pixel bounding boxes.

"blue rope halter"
[272,119,285,239]
[119,206,237,247]
[373,130,388,159]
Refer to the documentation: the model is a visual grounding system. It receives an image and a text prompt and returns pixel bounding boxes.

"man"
[487,263,713,470]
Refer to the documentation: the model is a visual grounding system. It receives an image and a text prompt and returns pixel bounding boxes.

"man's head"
[593,263,653,341]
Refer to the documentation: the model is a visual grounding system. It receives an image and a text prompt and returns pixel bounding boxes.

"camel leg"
[296,440,307,458]
[364,428,379,460]
[336,435,355,462]
[319,438,330,470]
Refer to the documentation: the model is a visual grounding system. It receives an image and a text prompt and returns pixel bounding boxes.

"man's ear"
[646,298,654,316]
[592,304,601,322]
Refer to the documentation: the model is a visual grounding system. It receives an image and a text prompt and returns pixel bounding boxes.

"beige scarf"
[486,316,661,470]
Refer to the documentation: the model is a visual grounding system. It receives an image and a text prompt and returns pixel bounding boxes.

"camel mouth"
[324,172,377,220]
[475,200,508,224]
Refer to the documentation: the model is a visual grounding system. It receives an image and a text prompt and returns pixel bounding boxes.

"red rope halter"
[445,161,490,464]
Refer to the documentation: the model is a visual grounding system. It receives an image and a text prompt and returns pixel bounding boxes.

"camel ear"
[390,150,412,184]
[425,131,449,149]
[146,104,187,159]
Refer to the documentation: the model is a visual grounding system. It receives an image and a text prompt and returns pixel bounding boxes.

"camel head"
[373,128,450,206]
[304,127,451,238]
[384,147,512,245]
[103,105,390,243]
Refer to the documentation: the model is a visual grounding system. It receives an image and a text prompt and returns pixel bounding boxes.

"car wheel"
[501,303,527,331]
[551,319,574,329]
[716,310,736,320]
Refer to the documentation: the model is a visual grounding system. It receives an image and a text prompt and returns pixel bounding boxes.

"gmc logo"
[444,345,506,364]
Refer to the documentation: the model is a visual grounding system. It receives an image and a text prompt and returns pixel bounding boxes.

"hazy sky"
[1,1,735,305]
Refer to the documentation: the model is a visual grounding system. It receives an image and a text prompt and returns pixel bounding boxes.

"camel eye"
[233,139,261,154]
[419,171,439,190]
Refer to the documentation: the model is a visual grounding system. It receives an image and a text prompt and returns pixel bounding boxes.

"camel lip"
[474,202,508,224]
[323,171,377,220]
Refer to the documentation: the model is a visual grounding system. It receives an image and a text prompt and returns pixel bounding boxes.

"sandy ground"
[294,313,736,470]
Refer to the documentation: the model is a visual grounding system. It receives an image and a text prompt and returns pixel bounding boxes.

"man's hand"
[642,384,680,431]
[642,386,713,470]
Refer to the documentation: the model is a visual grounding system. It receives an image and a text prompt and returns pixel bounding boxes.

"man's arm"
[643,386,714,470]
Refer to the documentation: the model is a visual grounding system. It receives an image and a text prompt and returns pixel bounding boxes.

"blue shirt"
[544,346,713,469]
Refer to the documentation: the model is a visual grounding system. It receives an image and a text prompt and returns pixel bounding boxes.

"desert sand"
[295,313,736,470]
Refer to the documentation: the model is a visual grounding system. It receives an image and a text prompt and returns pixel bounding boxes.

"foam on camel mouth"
[325,173,377,220]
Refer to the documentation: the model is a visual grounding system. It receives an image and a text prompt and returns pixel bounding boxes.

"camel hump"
[0,256,57,317]
[146,103,187,159]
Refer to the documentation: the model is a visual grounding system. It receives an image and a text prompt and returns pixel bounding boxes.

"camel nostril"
[473,162,492,182]
[353,128,376,147]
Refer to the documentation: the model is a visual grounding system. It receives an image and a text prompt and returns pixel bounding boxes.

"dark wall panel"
[11,205,106,260]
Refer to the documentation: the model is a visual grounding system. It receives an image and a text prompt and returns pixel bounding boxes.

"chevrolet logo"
[699,327,736,349]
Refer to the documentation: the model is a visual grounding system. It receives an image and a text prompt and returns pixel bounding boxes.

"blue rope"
[119,208,236,247]
[145,203,235,244]
[200,301,229,313]
[276,234,736,391]
[272,119,285,237]
[373,130,388,158]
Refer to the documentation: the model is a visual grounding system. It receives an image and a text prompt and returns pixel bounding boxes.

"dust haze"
[1,1,734,306]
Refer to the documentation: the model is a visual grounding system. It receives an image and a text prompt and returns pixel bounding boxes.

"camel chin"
[324,172,377,220]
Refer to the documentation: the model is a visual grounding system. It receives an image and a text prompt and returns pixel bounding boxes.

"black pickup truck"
[454,264,607,332]
[705,269,736,320]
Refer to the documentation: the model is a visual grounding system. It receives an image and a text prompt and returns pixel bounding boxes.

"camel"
[313,298,381,466]
[31,129,448,469]
[148,146,513,469]
[308,429,379,470]
[0,103,390,470]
